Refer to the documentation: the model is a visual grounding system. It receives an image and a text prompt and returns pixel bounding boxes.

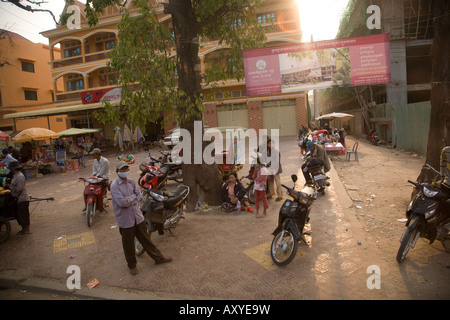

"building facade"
[0,30,65,133]
[315,0,433,153]
[18,0,307,140]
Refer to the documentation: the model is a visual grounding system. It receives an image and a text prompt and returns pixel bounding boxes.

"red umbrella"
[0,131,10,141]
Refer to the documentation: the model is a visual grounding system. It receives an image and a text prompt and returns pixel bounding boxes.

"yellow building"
[0,30,66,133]
[11,0,307,140]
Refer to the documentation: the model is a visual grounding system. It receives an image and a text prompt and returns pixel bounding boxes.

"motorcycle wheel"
[0,217,11,244]
[135,239,145,256]
[396,216,421,263]
[86,203,95,228]
[247,183,255,204]
[271,229,298,267]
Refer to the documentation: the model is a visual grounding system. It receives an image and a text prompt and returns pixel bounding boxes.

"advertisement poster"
[243,33,391,96]
[80,87,122,104]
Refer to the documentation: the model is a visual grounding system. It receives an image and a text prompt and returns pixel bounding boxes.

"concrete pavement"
[0,136,414,300]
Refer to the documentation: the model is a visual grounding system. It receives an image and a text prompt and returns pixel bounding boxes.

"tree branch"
[2,0,59,24]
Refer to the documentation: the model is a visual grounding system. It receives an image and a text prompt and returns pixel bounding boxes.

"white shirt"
[93,156,110,179]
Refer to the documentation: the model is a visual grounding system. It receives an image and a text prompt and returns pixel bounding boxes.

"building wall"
[40,0,307,140]
[0,32,65,132]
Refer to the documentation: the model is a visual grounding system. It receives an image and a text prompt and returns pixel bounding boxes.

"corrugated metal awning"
[3,100,119,119]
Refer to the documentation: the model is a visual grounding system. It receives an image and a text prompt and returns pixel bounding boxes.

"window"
[63,41,81,58]
[95,33,116,51]
[21,61,35,73]
[24,90,38,101]
[98,68,117,86]
[258,13,276,24]
[66,74,84,91]
[67,79,84,91]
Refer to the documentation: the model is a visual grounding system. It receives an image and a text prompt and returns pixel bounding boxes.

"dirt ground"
[332,135,450,298]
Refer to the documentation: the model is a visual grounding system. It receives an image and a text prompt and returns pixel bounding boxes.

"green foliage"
[87,0,265,129]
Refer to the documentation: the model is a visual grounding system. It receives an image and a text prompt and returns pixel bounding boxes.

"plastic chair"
[345,142,359,161]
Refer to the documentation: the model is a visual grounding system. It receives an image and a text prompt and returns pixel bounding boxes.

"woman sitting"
[221,172,254,213]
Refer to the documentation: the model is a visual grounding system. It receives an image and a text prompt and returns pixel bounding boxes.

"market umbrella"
[57,128,101,136]
[315,112,354,121]
[0,131,11,141]
[12,127,60,143]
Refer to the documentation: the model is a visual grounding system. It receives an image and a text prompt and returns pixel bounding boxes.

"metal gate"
[262,99,297,136]
[217,103,249,128]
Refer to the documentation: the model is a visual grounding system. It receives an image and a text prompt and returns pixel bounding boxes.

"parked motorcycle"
[270,174,318,266]
[303,152,330,195]
[368,129,380,145]
[135,184,190,256]
[138,154,184,189]
[396,164,450,263]
[298,125,309,155]
[80,176,108,227]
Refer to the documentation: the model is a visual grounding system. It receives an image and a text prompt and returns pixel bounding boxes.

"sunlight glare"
[296,0,349,42]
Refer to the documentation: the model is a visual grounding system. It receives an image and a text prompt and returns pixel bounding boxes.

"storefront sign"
[80,87,121,104]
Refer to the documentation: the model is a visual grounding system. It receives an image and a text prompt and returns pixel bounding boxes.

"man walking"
[9,160,31,235]
[110,161,172,275]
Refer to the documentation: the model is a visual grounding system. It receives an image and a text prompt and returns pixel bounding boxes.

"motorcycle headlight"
[299,196,309,205]
[423,186,438,198]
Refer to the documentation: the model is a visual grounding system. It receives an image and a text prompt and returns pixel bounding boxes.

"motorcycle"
[135,184,190,256]
[80,176,108,227]
[303,152,330,195]
[396,164,450,263]
[138,153,183,187]
[270,174,317,266]
[368,129,380,145]
[298,125,309,155]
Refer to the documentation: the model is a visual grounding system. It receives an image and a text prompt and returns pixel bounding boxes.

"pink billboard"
[243,34,391,96]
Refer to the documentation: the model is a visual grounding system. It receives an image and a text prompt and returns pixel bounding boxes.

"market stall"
[58,128,101,170]
[12,128,60,178]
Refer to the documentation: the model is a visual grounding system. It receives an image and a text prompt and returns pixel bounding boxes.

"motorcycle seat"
[163,188,189,208]
[164,162,181,169]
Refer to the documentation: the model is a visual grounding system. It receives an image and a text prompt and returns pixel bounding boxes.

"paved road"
[0,136,446,301]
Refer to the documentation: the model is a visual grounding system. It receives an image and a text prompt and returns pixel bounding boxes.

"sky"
[0,0,350,44]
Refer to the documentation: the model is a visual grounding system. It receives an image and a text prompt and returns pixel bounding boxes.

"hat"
[8,160,22,171]
[92,148,101,155]
[116,161,129,171]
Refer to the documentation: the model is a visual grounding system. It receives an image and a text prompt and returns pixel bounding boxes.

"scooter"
[138,162,168,190]
[135,184,190,255]
[80,176,108,227]
[270,174,318,266]
[153,152,183,183]
[396,164,450,262]
[368,129,380,145]
[303,152,330,195]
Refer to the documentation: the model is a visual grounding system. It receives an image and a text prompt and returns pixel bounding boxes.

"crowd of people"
[3,125,449,278]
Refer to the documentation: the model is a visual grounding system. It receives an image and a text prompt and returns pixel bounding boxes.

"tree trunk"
[166,0,223,211]
[417,0,450,183]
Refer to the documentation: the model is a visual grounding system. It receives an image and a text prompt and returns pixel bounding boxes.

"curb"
[0,268,220,300]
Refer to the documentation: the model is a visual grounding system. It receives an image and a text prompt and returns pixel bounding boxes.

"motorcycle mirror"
[291,174,298,183]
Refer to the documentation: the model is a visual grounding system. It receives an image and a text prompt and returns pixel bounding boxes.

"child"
[221,172,254,213]
[252,160,269,218]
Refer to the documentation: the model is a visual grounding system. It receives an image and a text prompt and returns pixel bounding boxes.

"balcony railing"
[53,56,83,68]
[56,91,82,102]
[53,50,111,69]
[85,51,109,62]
